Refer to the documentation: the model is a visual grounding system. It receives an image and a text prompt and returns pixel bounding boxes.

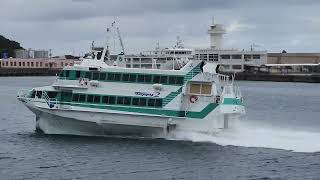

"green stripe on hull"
[223,98,243,105]
[58,101,219,119]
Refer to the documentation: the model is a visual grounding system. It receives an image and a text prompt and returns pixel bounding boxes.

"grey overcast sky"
[1,0,320,56]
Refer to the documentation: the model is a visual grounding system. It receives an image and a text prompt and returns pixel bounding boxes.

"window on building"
[232,55,242,59]
[27,62,30,66]
[31,62,34,67]
[61,62,63,67]
[19,62,21,66]
[10,62,13,66]
[253,54,260,59]
[6,62,8,66]
[244,54,252,59]
[23,62,25,66]
[40,62,42,67]
[220,55,230,59]
[36,62,39,67]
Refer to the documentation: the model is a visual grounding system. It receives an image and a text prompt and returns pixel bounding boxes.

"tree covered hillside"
[0,35,24,58]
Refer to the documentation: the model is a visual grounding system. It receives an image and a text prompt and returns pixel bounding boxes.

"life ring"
[189,95,198,103]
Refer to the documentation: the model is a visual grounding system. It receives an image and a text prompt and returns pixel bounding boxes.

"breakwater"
[0,68,60,76]
[231,73,320,83]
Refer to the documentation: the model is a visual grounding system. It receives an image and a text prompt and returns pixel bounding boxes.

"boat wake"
[168,121,320,153]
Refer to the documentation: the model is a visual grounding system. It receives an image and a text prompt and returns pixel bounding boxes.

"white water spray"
[169,121,320,153]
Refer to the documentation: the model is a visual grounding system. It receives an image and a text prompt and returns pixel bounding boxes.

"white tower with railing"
[208,18,226,49]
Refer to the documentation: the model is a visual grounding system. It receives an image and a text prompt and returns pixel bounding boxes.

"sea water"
[0,77,320,179]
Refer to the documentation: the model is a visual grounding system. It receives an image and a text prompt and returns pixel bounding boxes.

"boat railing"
[42,91,58,109]
[17,89,31,98]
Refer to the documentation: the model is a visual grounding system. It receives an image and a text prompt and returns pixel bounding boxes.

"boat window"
[92,72,99,80]
[89,67,99,71]
[75,71,81,78]
[117,97,124,105]
[139,98,147,106]
[47,91,58,98]
[128,74,136,82]
[109,96,116,104]
[29,90,36,98]
[85,72,92,79]
[99,73,106,80]
[61,91,72,102]
[107,73,115,81]
[148,99,155,107]
[59,70,65,77]
[102,96,109,104]
[79,94,86,102]
[160,76,168,84]
[190,84,201,94]
[137,75,144,82]
[124,97,131,105]
[169,76,176,84]
[155,99,162,107]
[87,95,94,103]
[201,84,212,95]
[189,83,212,95]
[114,73,121,81]
[94,95,101,103]
[122,74,130,81]
[132,98,139,105]
[72,94,80,102]
[153,75,161,83]
[35,91,42,98]
[145,75,152,82]
[176,77,184,85]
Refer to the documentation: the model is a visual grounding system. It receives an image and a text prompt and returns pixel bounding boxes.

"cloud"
[0,0,320,55]
[226,21,256,33]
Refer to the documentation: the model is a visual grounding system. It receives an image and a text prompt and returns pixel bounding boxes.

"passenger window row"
[60,70,184,85]
[71,94,162,108]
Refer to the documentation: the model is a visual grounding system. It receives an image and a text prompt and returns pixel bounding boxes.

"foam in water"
[169,121,320,153]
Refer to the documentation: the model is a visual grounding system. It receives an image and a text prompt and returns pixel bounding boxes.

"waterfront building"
[194,19,267,72]
[0,57,77,69]
[15,49,49,59]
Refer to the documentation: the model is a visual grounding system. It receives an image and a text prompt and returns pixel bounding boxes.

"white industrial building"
[194,18,267,72]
